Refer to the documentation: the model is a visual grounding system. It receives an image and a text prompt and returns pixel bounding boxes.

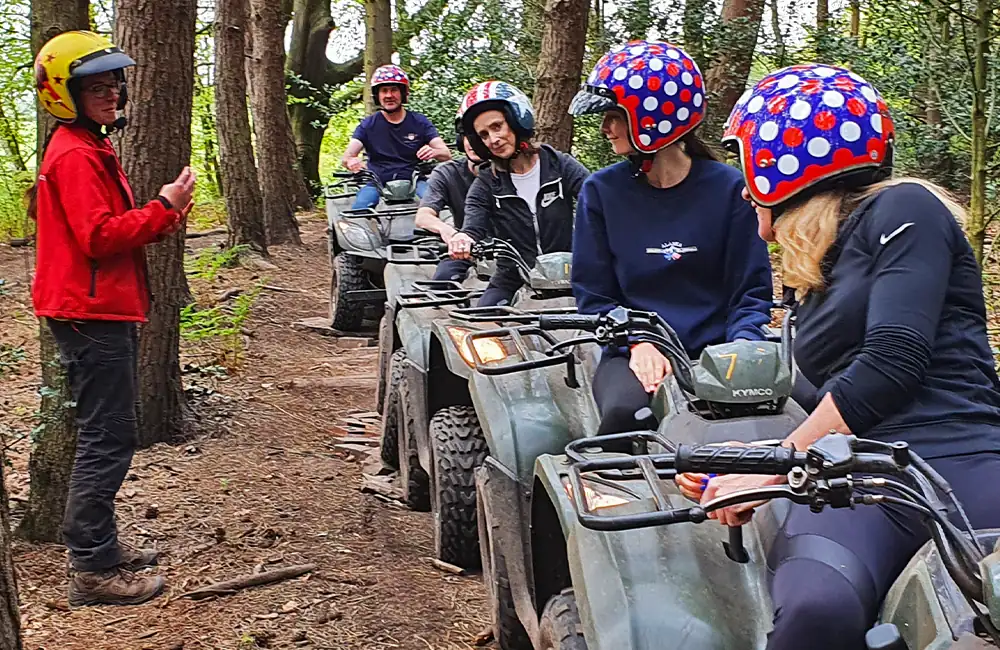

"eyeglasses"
[81,82,122,99]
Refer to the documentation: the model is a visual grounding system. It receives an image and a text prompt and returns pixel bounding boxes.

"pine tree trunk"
[703,0,766,141]
[967,0,991,266]
[217,0,268,255]
[249,0,309,244]
[815,0,830,59]
[363,0,392,114]
[849,0,861,40]
[533,0,590,151]
[18,0,91,551]
[116,0,197,448]
[0,462,20,650]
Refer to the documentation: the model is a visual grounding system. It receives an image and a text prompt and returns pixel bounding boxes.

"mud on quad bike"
[325,160,442,331]
[379,239,592,570]
[470,306,1000,650]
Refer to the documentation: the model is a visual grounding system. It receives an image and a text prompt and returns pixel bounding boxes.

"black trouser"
[766,449,1000,649]
[592,354,654,435]
[48,320,139,573]
[476,269,522,308]
[432,258,473,282]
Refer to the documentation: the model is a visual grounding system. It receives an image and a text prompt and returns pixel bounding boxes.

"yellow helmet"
[34,30,136,122]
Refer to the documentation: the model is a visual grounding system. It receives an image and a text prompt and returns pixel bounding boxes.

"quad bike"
[469,306,1000,650]
[379,239,591,570]
[325,160,442,331]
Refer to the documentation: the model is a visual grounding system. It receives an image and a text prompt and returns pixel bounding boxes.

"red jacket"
[32,124,178,322]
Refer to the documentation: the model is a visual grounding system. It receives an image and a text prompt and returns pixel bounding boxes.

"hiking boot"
[118,541,160,571]
[68,567,166,607]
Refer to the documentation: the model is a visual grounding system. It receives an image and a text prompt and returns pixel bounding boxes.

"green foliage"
[185,244,249,282]
[180,283,262,370]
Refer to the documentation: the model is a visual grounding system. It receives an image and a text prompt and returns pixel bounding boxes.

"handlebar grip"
[674,444,806,475]
[538,313,602,332]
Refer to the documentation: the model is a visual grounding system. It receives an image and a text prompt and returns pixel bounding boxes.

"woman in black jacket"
[678,62,1000,649]
[448,81,589,306]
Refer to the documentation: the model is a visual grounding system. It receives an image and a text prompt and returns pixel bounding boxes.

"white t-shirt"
[510,158,541,215]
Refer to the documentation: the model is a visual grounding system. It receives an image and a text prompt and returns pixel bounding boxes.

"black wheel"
[539,588,587,650]
[379,349,406,469]
[376,313,394,414]
[430,406,489,569]
[398,374,430,511]
[329,253,367,331]
[478,470,531,650]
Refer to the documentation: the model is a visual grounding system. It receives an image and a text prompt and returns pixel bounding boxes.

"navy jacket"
[572,158,773,357]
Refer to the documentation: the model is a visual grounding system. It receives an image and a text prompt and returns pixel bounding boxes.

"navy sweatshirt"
[571,158,773,357]
[794,182,1000,460]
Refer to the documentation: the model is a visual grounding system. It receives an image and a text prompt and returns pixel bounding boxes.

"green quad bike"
[468,306,1000,650]
[373,237,497,415]
[325,161,441,331]
[380,238,590,569]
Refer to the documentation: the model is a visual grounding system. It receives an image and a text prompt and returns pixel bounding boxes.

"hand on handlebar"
[448,232,475,259]
[701,473,788,526]
[345,157,366,173]
[629,342,672,393]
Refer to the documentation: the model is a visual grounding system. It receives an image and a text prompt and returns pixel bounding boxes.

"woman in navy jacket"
[568,40,773,435]
[681,63,1000,649]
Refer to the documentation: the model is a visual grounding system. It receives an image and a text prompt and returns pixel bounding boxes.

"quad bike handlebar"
[563,430,1000,642]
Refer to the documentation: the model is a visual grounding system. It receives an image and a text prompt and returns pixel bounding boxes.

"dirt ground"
[0,213,490,650]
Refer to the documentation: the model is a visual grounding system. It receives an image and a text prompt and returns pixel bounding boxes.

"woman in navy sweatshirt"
[682,63,1000,649]
[568,40,773,434]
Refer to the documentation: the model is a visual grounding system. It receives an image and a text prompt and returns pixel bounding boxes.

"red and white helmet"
[370,64,410,105]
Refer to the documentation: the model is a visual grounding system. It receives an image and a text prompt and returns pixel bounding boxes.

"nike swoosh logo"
[880,222,914,245]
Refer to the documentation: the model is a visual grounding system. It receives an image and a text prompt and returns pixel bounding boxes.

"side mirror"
[865,623,908,650]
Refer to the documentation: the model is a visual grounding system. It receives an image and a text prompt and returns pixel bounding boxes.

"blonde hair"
[776,177,966,299]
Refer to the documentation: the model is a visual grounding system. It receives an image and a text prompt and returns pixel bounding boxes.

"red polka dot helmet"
[570,40,705,154]
[457,81,535,161]
[371,64,410,105]
[722,63,895,209]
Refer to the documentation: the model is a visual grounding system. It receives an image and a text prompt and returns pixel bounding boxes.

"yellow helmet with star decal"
[34,30,136,122]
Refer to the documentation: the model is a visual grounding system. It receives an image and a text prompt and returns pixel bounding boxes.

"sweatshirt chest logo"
[646,241,698,261]
[540,190,559,208]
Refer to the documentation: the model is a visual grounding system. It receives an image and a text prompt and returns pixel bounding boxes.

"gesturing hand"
[158,166,195,211]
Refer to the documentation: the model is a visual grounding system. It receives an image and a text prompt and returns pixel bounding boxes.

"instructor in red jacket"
[30,30,194,607]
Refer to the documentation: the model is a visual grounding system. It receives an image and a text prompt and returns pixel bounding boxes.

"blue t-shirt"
[571,157,773,358]
[353,110,440,184]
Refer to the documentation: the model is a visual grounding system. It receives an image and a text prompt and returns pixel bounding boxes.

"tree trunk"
[815,0,829,59]
[363,0,392,114]
[0,461,20,650]
[703,0,766,141]
[533,0,590,151]
[0,103,26,172]
[849,0,861,40]
[967,0,991,265]
[216,0,268,255]
[249,0,309,243]
[116,0,197,448]
[18,0,91,552]
[195,79,223,197]
[287,0,334,194]
[770,0,785,66]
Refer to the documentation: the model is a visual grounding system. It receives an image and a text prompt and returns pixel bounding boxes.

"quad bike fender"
[395,308,433,372]
[383,263,434,310]
[477,457,541,640]
[532,455,775,650]
[400,357,432,473]
[878,530,1000,650]
[468,365,579,483]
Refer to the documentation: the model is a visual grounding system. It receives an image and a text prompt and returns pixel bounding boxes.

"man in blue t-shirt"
[340,65,452,209]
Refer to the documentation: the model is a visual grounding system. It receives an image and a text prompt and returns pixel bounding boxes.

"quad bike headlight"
[336,220,377,251]
[446,326,508,367]
[562,477,630,510]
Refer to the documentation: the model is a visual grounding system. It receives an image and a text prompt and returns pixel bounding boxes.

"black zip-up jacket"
[460,145,590,290]
[794,182,1000,460]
